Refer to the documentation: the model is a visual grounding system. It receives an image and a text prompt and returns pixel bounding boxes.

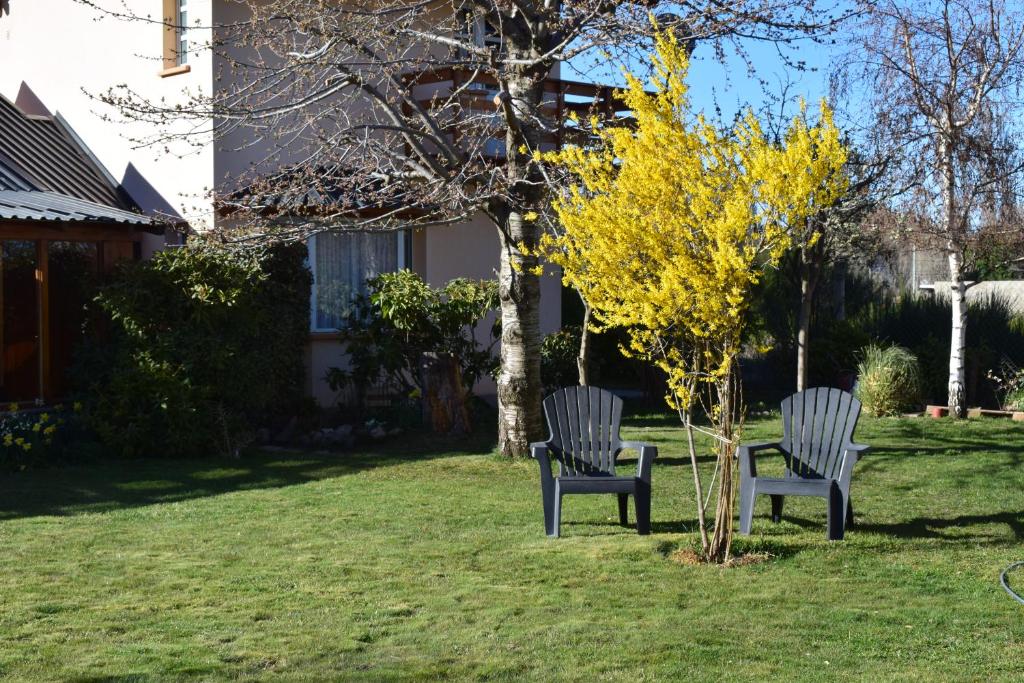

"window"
[309,231,408,331]
[176,0,190,66]
[161,0,191,75]
[458,12,503,65]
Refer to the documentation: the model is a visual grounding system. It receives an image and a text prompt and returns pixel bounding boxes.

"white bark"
[948,252,968,417]
[939,136,969,418]
[496,218,543,457]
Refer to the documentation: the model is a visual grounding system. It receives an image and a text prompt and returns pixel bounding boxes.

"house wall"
[306,213,563,407]
[0,0,216,241]
[2,0,564,407]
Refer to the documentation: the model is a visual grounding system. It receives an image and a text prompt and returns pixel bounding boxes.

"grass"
[1,413,1024,680]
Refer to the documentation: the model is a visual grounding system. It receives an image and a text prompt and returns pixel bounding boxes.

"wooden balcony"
[403,68,628,153]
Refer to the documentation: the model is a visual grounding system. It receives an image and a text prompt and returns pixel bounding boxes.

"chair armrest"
[737,441,783,479]
[618,441,657,482]
[637,445,657,483]
[530,442,552,465]
[837,443,870,484]
[531,443,556,485]
[844,443,870,464]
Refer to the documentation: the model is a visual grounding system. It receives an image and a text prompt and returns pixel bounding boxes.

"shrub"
[326,271,499,405]
[986,360,1024,411]
[0,403,88,470]
[855,344,922,416]
[73,240,311,458]
[541,326,581,393]
[750,266,1024,405]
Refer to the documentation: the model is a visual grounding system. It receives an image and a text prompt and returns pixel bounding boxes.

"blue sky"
[565,6,851,133]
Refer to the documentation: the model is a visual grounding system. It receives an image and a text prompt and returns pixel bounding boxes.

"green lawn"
[2,414,1024,681]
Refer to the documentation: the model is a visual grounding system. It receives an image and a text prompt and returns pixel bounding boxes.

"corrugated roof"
[0,95,126,207]
[0,190,153,226]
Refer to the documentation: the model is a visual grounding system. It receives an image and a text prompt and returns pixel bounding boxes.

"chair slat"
[552,390,572,474]
[589,387,603,471]
[565,387,583,473]
[807,388,831,475]
[814,388,842,478]
[796,390,815,476]
[822,390,853,478]
[577,386,592,471]
[780,394,793,455]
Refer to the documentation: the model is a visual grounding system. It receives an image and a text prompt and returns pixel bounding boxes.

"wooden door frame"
[1,222,144,404]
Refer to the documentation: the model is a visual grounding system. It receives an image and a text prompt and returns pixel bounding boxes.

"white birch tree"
[847,0,1024,416]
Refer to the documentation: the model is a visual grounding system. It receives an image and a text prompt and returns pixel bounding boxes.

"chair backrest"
[542,386,624,475]
[779,387,862,479]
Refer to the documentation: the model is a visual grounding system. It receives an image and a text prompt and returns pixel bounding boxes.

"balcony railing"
[403,68,628,154]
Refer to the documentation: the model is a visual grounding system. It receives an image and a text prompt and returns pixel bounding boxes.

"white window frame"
[177,0,190,66]
[308,230,408,333]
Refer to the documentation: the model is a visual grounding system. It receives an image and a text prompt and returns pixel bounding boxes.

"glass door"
[48,242,99,398]
[1,240,41,403]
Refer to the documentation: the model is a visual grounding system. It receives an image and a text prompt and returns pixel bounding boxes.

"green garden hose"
[1000,561,1024,605]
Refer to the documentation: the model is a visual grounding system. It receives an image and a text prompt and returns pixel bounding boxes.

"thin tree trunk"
[684,413,710,552]
[577,296,591,386]
[796,248,821,393]
[939,137,968,418]
[707,368,737,563]
[948,252,968,418]
[832,260,847,321]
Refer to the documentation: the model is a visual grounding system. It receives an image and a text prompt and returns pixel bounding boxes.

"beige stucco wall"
[306,213,563,407]
[0,0,216,237]
[1,1,563,407]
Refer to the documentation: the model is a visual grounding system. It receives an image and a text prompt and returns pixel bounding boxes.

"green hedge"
[750,269,1024,406]
[73,241,311,457]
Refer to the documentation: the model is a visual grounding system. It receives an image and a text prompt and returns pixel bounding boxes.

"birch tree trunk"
[948,251,968,418]
[495,57,547,457]
[497,222,543,455]
[939,137,968,418]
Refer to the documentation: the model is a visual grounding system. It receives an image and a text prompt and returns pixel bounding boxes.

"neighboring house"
[0,0,597,405]
[920,281,1024,316]
[0,93,169,404]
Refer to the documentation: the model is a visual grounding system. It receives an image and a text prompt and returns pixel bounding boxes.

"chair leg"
[617,493,629,526]
[770,495,785,523]
[826,483,844,541]
[541,478,557,537]
[845,499,855,529]
[552,488,563,538]
[739,483,755,535]
[634,483,651,535]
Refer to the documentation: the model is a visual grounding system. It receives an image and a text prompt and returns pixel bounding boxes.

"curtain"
[314,231,398,330]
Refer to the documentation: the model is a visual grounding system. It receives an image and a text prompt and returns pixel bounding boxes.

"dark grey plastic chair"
[739,387,870,541]
[531,386,657,537]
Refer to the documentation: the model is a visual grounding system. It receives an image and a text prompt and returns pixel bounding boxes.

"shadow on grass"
[0,428,496,521]
[855,510,1024,542]
[772,510,1024,545]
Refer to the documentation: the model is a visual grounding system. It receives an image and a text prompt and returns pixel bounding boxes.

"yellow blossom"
[539,27,847,411]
